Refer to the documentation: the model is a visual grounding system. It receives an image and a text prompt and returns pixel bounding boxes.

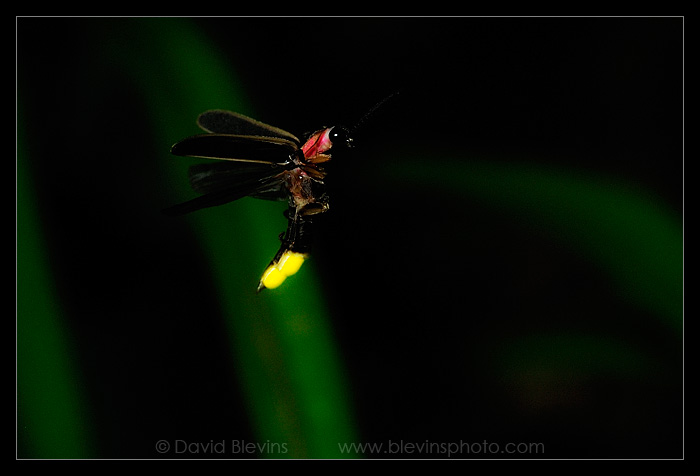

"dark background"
[18,17,682,459]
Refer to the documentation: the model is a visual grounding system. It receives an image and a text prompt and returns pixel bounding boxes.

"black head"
[329,126,353,149]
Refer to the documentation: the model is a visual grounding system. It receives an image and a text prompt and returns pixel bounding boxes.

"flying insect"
[164,109,351,292]
[164,94,396,292]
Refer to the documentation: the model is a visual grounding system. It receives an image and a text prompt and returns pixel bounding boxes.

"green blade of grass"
[105,18,358,458]
[384,159,682,332]
[17,123,95,459]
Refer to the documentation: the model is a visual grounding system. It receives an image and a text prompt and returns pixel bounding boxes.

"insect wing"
[171,134,298,166]
[197,110,300,144]
[162,172,287,216]
[188,161,289,200]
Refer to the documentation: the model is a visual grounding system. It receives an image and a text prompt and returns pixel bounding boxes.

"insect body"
[164,110,352,292]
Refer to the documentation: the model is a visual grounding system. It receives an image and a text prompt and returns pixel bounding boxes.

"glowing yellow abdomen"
[259,251,307,290]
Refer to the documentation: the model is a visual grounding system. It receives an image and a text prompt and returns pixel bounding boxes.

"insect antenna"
[349,90,401,135]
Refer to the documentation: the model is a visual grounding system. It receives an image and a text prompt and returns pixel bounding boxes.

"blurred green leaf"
[17,119,95,459]
[498,331,662,378]
[104,18,357,458]
[384,159,682,333]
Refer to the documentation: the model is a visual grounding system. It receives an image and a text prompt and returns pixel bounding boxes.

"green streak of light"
[499,332,663,378]
[107,18,357,458]
[387,159,682,333]
[17,120,94,458]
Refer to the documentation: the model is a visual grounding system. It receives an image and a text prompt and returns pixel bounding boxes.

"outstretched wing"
[197,109,300,144]
[162,170,288,216]
[165,110,300,215]
[188,161,290,201]
[171,134,297,166]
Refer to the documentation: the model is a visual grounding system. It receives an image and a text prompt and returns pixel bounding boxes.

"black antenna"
[350,90,401,134]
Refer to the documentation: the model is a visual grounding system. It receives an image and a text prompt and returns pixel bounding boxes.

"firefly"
[164,94,396,292]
